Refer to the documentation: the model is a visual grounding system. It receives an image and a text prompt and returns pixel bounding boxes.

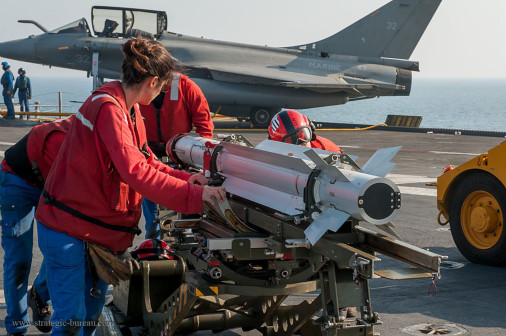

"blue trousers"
[37,221,109,336]
[18,91,30,119]
[2,90,15,117]
[142,198,160,239]
[0,169,50,333]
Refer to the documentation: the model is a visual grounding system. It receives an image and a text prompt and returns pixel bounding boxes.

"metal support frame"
[103,196,442,336]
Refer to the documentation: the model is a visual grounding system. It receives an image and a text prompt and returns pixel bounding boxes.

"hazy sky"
[0,0,504,78]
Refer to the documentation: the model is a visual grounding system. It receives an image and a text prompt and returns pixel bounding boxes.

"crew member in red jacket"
[139,73,214,238]
[35,37,226,335]
[140,72,213,156]
[1,117,72,335]
[268,109,343,153]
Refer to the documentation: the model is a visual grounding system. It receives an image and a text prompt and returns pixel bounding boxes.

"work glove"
[28,96,32,100]
[88,243,140,286]
[6,90,10,95]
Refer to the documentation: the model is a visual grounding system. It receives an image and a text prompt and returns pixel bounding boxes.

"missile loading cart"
[98,135,443,336]
[437,142,506,266]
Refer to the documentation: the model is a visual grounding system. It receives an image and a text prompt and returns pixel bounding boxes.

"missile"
[166,135,402,245]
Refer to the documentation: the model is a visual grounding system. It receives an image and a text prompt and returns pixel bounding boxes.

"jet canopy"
[91,6,167,39]
[48,18,91,36]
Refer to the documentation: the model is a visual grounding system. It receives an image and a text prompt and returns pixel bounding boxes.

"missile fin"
[304,149,349,182]
[304,208,350,245]
[376,222,403,240]
[361,146,402,177]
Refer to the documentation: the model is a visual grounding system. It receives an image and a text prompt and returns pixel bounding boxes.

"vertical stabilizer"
[287,0,441,59]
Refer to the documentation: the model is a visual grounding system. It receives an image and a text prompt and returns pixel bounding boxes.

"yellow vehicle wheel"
[461,191,503,249]
[450,173,506,266]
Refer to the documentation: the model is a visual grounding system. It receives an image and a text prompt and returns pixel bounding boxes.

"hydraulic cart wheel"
[449,173,506,265]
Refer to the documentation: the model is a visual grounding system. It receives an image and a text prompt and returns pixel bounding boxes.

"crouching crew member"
[34,37,226,336]
[140,72,214,238]
[1,117,73,335]
[268,109,343,153]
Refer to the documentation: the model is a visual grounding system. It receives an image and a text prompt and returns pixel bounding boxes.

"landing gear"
[250,107,274,127]
[449,173,506,265]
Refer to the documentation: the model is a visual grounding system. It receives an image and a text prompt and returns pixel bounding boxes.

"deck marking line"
[340,145,480,156]
[398,186,437,197]
[386,173,436,184]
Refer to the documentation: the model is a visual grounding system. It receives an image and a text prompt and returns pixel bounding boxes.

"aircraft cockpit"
[91,6,167,40]
[48,18,91,36]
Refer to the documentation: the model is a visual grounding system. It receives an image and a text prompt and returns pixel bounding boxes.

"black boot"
[27,286,52,333]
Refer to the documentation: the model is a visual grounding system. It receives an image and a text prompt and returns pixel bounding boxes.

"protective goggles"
[281,126,312,145]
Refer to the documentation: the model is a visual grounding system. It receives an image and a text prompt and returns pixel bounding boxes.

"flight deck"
[1,119,505,336]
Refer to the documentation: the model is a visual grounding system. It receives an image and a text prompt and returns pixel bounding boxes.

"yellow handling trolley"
[437,142,506,265]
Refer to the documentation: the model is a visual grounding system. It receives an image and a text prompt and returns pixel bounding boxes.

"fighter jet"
[0,0,440,126]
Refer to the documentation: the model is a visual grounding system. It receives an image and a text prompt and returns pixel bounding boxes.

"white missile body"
[168,135,402,244]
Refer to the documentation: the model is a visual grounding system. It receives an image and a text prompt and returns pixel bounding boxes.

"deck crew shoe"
[7,333,25,336]
[27,286,52,333]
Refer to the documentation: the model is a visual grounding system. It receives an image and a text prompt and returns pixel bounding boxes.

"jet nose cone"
[0,37,38,63]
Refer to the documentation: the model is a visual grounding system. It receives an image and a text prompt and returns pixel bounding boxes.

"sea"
[27,77,506,132]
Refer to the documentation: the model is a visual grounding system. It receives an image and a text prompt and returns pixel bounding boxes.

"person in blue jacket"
[13,68,32,120]
[1,61,15,119]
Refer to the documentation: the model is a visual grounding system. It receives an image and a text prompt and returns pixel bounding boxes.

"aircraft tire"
[449,172,506,266]
[250,107,273,127]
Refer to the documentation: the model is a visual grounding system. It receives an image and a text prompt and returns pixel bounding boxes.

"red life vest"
[140,72,213,146]
[310,135,343,153]
[35,81,203,251]
[2,117,72,188]
[27,117,73,183]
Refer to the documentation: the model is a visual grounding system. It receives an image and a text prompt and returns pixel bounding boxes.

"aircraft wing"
[185,62,404,94]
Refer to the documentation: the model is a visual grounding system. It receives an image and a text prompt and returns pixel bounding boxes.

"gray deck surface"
[1,118,505,336]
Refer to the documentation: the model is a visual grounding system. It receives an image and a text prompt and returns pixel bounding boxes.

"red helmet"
[268,110,313,145]
[131,238,176,261]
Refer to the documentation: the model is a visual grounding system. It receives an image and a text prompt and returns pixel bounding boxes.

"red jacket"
[35,81,204,251]
[140,73,213,146]
[2,117,72,188]
[27,117,72,182]
[310,135,343,153]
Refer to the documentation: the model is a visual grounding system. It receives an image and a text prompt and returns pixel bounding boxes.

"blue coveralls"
[142,198,161,239]
[13,75,32,119]
[1,69,15,118]
[37,222,109,336]
[0,167,50,334]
